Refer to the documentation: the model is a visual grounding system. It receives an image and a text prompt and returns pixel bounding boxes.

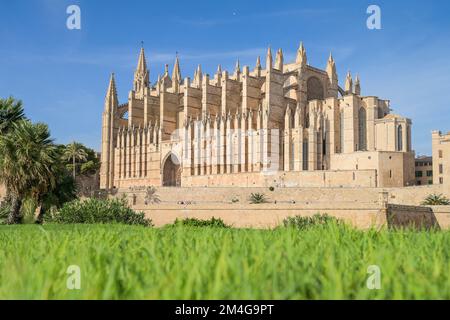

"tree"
[63,142,88,179]
[0,121,58,224]
[0,97,26,135]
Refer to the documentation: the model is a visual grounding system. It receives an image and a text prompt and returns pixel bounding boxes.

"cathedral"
[100,43,415,190]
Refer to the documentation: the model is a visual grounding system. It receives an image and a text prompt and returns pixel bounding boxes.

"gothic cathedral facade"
[100,43,415,190]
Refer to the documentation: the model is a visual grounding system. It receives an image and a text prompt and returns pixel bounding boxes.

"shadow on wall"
[387,204,440,230]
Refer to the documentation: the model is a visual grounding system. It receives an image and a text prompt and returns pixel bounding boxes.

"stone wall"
[116,186,449,229]
[182,170,377,188]
[386,184,448,206]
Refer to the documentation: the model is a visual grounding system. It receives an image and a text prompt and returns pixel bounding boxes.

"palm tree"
[63,142,88,179]
[422,194,450,206]
[0,121,58,224]
[0,97,26,134]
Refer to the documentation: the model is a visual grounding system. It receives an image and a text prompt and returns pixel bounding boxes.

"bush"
[282,214,342,230]
[422,194,450,206]
[249,193,268,204]
[172,217,230,228]
[269,186,275,192]
[0,201,10,224]
[47,197,152,226]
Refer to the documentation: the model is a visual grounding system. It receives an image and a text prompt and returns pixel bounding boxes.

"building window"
[415,171,423,178]
[428,180,433,185]
[358,107,367,151]
[302,140,309,170]
[397,125,403,151]
[439,177,444,184]
[427,170,433,177]
[390,170,392,178]
[307,77,324,101]
[439,164,444,174]
[439,150,443,158]
[417,181,422,185]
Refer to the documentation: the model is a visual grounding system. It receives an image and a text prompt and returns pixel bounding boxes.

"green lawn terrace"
[0,223,448,300]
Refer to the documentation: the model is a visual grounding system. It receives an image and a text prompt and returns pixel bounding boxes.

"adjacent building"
[100,43,415,190]
[414,156,433,185]
[432,131,450,186]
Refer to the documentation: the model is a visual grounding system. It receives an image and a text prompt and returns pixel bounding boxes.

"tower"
[133,46,149,98]
[100,73,119,190]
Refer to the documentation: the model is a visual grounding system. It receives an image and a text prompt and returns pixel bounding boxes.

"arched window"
[339,111,344,153]
[358,107,367,151]
[397,125,403,151]
[307,77,324,101]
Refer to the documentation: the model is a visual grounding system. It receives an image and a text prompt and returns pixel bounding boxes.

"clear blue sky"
[1,0,449,155]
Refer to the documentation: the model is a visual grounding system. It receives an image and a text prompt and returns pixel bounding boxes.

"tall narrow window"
[397,125,403,151]
[339,111,344,153]
[358,107,367,151]
[302,140,309,170]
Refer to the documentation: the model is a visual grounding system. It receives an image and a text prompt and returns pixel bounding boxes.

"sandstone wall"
[182,170,377,188]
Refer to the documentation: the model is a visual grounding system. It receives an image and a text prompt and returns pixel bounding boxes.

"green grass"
[0,223,448,299]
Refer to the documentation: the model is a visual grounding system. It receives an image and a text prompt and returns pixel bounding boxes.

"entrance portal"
[162,154,181,187]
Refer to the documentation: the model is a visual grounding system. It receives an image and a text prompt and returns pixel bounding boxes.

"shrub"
[249,193,268,204]
[0,201,10,224]
[283,214,342,230]
[269,186,275,192]
[48,197,152,226]
[172,217,230,228]
[422,194,450,206]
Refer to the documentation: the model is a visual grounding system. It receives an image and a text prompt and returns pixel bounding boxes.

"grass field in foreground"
[0,224,448,299]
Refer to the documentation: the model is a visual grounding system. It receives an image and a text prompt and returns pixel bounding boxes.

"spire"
[134,46,149,94]
[326,52,337,81]
[266,46,273,71]
[354,74,361,95]
[233,59,241,80]
[105,73,118,111]
[275,48,284,71]
[215,64,222,83]
[172,56,181,92]
[136,46,147,73]
[164,64,169,77]
[194,64,202,86]
[235,59,241,73]
[296,42,307,66]
[172,55,181,83]
[345,71,353,94]
[255,56,261,70]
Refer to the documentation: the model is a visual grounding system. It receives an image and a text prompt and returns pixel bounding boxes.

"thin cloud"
[172,8,335,26]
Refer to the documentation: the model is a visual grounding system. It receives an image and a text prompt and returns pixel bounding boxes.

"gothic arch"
[358,107,367,151]
[307,77,324,101]
[162,153,181,187]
